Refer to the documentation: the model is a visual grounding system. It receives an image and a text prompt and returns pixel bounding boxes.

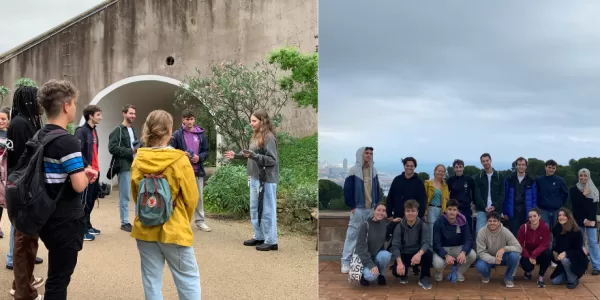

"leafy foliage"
[280,183,318,233]
[268,47,318,110]
[278,132,317,186]
[417,172,430,181]
[203,165,249,216]
[0,85,9,107]
[66,123,76,134]
[14,78,37,89]
[319,179,343,209]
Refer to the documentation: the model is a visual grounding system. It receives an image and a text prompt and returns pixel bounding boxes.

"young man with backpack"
[169,109,211,232]
[7,79,98,299]
[75,105,103,241]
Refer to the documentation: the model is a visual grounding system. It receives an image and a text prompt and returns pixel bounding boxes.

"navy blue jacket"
[74,123,98,167]
[432,213,472,257]
[536,175,568,211]
[170,127,209,177]
[343,173,382,209]
[504,173,537,218]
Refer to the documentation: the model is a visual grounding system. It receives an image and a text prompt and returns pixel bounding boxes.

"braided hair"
[11,86,42,130]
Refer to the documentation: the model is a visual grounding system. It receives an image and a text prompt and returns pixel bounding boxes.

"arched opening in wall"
[81,75,220,185]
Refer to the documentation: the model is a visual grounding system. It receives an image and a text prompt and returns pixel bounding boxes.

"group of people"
[342,147,598,290]
[0,79,281,300]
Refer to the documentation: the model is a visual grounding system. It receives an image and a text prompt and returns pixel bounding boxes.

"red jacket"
[517,220,551,259]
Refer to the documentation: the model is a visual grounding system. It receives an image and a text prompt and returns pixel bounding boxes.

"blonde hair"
[251,108,276,148]
[141,110,173,147]
[434,164,446,184]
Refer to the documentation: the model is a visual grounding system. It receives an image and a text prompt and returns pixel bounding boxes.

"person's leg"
[340,208,372,267]
[520,255,534,275]
[584,227,600,271]
[475,211,488,236]
[560,257,578,283]
[193,177,210,230]
[361,266,377,282]
[87,182,99,232]
[459,249,477,276]
[551,272,566,285]
[475,259,492,280]
[375,250,392,278]
[537,249,552,277]
[161,242,202,300]
[248,178,264,243]
[261,182,278,246]
[118,171,131,226]
[12,231,39,300]
[136,240,166,299]
[502,252,520,281]
[432,252,446,277]
[426,207,440,246]
[419,250,433,279]
[6,224,14,266]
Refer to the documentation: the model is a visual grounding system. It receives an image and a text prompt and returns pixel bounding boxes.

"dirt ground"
[0,194,318,300]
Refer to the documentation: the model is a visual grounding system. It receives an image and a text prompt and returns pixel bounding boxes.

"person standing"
[108,104,138,232]
[424,164,449,246]
[0,106,11,239]
[473,153,504,234]
[446,159,476,235]
[387,157,427,220]
[503,157,537,236]
[570,168,600,275]
[75,105,103,242]
[223,109,280,252]
[516,208,552,287]
[170,109,211,232]
[536,159,568,237]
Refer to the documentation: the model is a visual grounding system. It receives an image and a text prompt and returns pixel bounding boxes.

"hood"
[133,147,186,173]
[483,222,505,236]
[443,212,467,227]
[182,124,204,133]
[347,146,377,179]
[529,219,549,231]
[400,216,423,229]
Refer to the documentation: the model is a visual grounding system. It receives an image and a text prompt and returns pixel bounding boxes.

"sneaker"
[34,296,43,300]
[197,223,212,232]
[9,277,45,295]
[567,279,579,289]
[537,276,545,288]
[435,272,443,282]
[34,257,43,264]
[359,276,369,286]
[419,277,432,290]
[5,264,12,270]
[457,274,465,282]
[524,272,532,280]
[89,227,101,235]
[399,275,408,284]
[120,223,132,232]
[341,264,350,274]
[481,276,490,283]
[84,232,95,241]
[505,279,515,288]
[377,275,387,286]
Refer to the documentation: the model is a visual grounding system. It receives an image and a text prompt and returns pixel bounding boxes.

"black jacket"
[570,186,598,228]
[74,123,98,167]
[447,175,476,212]
[6,115,37,173]
[551,224,589,280]
[386,172,427,218]
[169,126,209,177]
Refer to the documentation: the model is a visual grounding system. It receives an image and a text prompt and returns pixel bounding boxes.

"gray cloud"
[319,0,600,170]
[0,0,103,54]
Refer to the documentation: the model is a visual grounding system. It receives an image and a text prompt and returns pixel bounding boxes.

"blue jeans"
[5,224,14,265]
[475,211,488,235]
[362,250,392,281]
[427,206,442,246]
[582,227,600,270]
[475,252,520,281]
[551,257,577,285]
[249,178,278,245]
[136,240,201,300]
[118,171,131,225]
[341,208,373,265]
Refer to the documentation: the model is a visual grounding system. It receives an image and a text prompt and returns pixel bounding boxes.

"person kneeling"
[432,199,477,282]
[390,200,433,290]
[355,203,391,286]
[517,208,552,287]
[550,208,589,289]
[475,212,522,288]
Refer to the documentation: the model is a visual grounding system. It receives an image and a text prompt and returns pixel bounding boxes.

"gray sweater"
[235,133,279,183]
[355,218,389,270]
[391,217,430,262]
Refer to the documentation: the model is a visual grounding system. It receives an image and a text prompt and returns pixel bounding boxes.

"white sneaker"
[481,276,490,283]
[9,277,44,295]
[505,280,515,288]
[551,262,557,268]
[35,295,43,300]
[457,274,465,282]
[341,264,350,273]
[197,223,211,232]
[435,272,443,282]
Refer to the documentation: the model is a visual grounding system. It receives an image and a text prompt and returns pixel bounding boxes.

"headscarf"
[577,168,599,203]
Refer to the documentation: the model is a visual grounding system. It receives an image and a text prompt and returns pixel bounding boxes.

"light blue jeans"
[362,250,392,281]
[475,252,520,281]
[118,171,131,225]
[249,177,278,245]
[136,240,201,300]
[551,257,577,285]
[475,211,488,235]
[427,206,442,246]
[341,208,373,265]
[539,208,558,245]
[582,227,600,270]
[5,224,14,265]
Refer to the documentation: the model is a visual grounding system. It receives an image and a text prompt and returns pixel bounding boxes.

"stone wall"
[319,211,350,256]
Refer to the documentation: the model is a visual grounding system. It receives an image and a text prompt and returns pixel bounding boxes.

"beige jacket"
[476,223,522,264]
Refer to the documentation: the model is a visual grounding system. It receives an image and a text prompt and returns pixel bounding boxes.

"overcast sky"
[0,0,103,53]
[319,0,600,171]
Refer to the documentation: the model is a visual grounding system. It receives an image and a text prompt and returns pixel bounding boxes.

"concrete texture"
[0,193,318,300]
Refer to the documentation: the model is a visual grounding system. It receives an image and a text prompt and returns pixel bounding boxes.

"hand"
[223,151,235,159]
[370,266,379,276]
[529,258,536,265]
[393,217,402,223]
[84,167,98,183]
[191,154,200,163]
[411,252,422,265]
[495,248,505,264]
[445,255,455,265]
[557,252,566,261]
[457,252,466,264]
[470,203,475,211]
[396,263,406,276]
[584,187,591,196]
[132,147,137,154]
[242,151,252,158]
[553,251,559,260]
[351,209,356,213]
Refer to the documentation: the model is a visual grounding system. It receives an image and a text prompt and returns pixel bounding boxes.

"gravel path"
[0,194,318,300]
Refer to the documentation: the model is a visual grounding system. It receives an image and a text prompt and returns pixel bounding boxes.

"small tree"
[15,78,38,89]
[268,47,318,110]
[175,60,290,157]
[0,85,9,107]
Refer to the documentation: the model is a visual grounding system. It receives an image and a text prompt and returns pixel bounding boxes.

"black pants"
[520,249,552,277]
[392,250,433,279]
[82,182,99,230]
[508,206,527,237]
[39,215,86,300]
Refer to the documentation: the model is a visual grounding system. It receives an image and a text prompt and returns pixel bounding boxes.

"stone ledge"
[319,210,350,218]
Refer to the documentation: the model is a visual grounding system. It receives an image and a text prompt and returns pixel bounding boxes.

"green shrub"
[280,182,318,233]
[328,197,350,210]
[278,132,317,185]
[203,165,249,216]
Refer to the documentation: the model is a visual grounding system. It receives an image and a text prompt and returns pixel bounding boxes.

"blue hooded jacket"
[432,212,472,258]
[343,147,382,210]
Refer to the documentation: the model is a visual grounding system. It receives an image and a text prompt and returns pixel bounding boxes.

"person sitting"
[475,212,522,288]
[550,208,589,289]
[390,200,433,290]
[516,208,551,287]
[355,203,391,286]
[432,199,477,282]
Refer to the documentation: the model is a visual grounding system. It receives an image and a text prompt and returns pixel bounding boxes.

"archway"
[80,75,222,185]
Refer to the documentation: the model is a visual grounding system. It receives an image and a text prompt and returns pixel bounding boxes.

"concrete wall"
[319,212,352,257]
[0,0,318,137]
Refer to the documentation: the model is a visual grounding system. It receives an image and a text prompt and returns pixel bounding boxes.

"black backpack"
[5,129,69,236]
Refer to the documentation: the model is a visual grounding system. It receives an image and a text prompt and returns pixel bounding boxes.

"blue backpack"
[136,174,173,226]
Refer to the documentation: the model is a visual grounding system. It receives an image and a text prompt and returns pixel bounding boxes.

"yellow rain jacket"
[129,147,199,247]
[424,179,449,215]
